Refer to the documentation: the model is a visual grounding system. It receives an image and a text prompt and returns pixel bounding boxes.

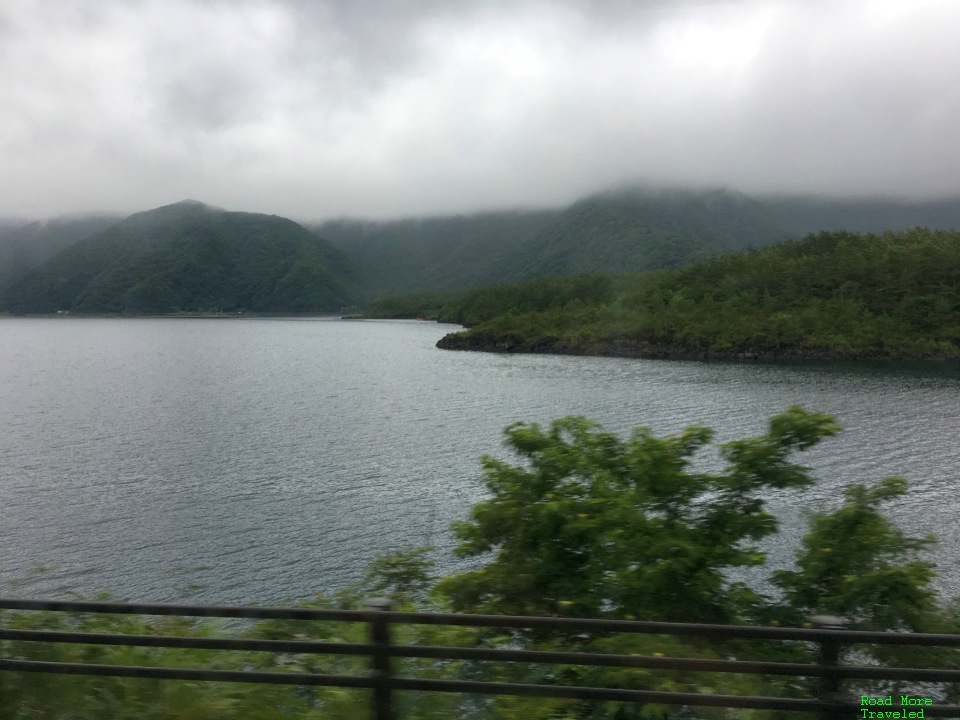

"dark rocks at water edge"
[435,330,956,363]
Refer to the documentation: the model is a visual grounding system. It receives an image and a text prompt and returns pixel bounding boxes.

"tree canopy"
[371,227,960,361]
[436,406,937,629]
[2,201,358,314]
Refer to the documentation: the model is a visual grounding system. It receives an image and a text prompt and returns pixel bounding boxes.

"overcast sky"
[2,0,959,221]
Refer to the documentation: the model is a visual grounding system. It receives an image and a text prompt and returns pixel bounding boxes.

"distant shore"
[435,329,960,363]
[0,311,345,319]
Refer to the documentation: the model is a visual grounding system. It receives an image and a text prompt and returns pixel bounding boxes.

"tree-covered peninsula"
[368,227,960,361]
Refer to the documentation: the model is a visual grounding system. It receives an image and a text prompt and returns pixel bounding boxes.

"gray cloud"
[2,0,959,220]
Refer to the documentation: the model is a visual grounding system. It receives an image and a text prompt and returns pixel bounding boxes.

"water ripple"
[1,318,959,604]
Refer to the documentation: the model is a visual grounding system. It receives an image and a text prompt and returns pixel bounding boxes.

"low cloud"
[3,0,959,220]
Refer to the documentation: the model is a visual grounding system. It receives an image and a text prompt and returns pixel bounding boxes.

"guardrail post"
[367,598,394,720]
[812,615,847,720]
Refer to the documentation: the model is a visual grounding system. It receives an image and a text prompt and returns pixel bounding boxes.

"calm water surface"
[1,317,959,604]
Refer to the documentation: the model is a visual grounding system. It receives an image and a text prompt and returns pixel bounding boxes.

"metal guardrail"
[2,598,960,718]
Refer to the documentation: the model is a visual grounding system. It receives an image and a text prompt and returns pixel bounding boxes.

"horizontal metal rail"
[4,597,960,646]
[3,598,960,718]
[0,658,826,711]
[5,628,960,682]
[0,628,375,656]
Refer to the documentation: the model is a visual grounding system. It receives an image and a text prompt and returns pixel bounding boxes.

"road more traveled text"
[860,696,933,718]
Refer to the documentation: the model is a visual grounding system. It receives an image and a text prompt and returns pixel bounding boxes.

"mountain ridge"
[311,188,960,301]
[3,201,357,314]
[5,189,960,313]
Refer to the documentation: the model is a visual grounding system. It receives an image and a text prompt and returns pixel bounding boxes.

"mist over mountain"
[3,201,357,314]
[761,196,960,236]
[4,188,960,314]
[305,210,557,303]
[0,214,119,289]
[502,187,787,280]
[313,188,960,301]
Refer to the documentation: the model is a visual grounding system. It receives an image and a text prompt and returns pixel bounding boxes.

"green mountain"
[306,210,556,302]
[0,215,119,289]
[370,227,960,361]
[6,189,960,312]
[318,188,960,303]
[314,188,789,300]
[503,187,788,279]
[3,201,357,314]
[761,195,960,236]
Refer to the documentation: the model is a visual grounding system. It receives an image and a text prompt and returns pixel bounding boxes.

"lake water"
[2,317,959,606]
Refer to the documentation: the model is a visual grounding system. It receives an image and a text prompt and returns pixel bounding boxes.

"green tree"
[438,406,841,624]
[772,476,937,631]
[434,409,954,719]
[355,546,438,608]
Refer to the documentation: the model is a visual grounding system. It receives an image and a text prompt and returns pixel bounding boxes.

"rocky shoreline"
[435,329,957,363]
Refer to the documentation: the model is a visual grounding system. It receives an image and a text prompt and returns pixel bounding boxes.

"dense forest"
[368,228,960,361]
[312,187,791,301]
[313,188,960,301]
[3,189,960,316]
[0,214,117,289]
[308,209,557,302]
[762,195,960,236]
[2,201,357,314]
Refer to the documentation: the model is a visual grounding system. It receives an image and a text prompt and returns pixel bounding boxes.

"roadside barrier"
[2,598,960,718]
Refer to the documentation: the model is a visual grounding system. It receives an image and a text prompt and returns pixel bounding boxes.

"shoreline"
[436,330,960,364]
[0,311,344,319]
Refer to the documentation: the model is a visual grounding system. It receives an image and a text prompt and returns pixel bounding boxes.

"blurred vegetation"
[3,407,958,718]
[370,227,960,361]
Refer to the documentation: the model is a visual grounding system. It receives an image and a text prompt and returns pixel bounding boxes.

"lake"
[1,317,959,605]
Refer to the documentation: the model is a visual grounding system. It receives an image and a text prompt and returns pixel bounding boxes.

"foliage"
[7,192,960,311]
[0,407,954,719]
[0,215,118,289]
[2,201,358,315]
[0,601,331,720]
[355,546,438,607]
[0,587,475,720]
[320,190,960,305]
[438,407,841,624]
[766,477,943,705]
[313,188,788,303]
[309,210,557,304]
[772,476,937,630]
[372,228,960,361]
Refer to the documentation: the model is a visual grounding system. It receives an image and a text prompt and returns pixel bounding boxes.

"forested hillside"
[4,190,960,312]
[2,201,357,314]
[308,210,555,302]
[504,187,787,279]
[315,187,792,300]
[0,215,118,288]
[369,228,960,361]
[762,195,960,236]
[318,188,960,301]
